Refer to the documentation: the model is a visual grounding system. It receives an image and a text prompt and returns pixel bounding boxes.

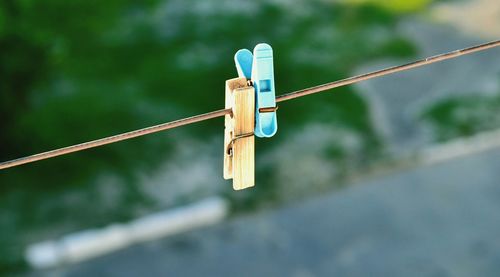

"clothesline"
[1,39,499,170]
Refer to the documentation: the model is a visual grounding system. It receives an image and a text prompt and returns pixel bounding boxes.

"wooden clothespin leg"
[224,77,255,190]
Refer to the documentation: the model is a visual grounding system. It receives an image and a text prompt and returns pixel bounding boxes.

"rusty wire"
[1,39,499,170]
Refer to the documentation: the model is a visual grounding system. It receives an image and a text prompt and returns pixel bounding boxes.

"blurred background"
[1,0,500,276]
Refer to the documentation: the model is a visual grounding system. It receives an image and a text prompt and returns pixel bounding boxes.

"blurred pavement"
[357,19,500,154]
[46,146,500,277]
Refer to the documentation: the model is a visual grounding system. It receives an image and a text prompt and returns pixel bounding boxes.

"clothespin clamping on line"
[236,43,278,138]
[224,43,278,190]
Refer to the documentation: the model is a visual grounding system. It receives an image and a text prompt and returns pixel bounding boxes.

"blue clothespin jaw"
[234,43,278,138]
[251,43,277,138]
[234,49,253,79]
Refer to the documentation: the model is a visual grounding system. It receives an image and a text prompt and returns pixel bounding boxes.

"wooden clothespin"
[223,78,255,190]
[224,43,277,190]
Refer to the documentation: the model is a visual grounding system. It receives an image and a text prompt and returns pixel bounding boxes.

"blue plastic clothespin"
[234,43,278,138]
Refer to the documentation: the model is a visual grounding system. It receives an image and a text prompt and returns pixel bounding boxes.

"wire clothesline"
[1,39,499,170]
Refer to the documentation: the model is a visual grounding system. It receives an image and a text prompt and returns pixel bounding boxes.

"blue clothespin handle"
[234,43,278,138]
[252,43,277,138]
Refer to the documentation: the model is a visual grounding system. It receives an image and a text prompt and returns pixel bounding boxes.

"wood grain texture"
[223,78,255,190]
[232,86,255,190]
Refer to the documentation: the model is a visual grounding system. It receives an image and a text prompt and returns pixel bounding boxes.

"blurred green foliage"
[421,92,500,142]
[343,0,432,12]
[0,0,424,273]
